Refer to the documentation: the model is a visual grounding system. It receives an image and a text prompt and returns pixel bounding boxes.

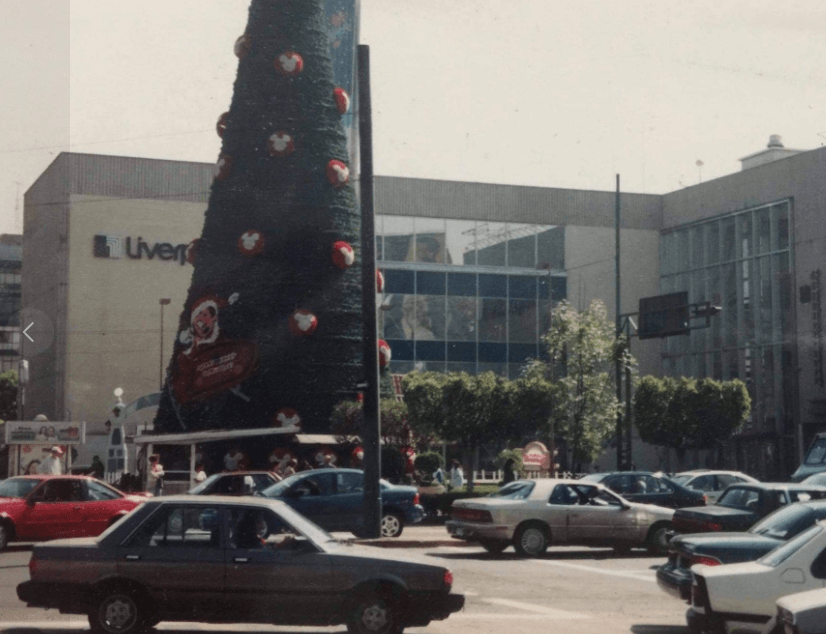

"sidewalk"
[345,525,476,549]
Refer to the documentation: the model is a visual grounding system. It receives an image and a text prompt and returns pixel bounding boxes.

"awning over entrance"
[134,425,300,446]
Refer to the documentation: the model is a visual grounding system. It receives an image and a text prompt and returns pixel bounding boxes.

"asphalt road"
[0,530,691,634]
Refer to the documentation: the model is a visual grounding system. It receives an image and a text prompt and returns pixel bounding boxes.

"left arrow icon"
[23,322,34,342]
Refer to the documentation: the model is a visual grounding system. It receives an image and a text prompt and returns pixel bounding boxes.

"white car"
[671,470,759,504]
[688,520,826,634]
[776,587,826,634]
[445,478,674,556]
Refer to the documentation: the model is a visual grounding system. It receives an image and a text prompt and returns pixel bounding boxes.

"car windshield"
[749,504,817,540]
[0,477,41,498]
[488,481,535,499]
[578,473,607,483]
[758,524,823,567]
[670,475,691,486]
[259,474,303,498]
[805,438,826,465]
[188,474,221,495]
[716,486,757,508]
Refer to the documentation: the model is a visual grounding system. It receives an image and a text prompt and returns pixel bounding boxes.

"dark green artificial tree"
[153,0,365,437]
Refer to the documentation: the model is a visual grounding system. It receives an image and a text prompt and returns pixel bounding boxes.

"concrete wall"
[65,194,205,429]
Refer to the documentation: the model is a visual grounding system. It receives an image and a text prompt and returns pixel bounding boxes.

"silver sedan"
[446,478,674,556]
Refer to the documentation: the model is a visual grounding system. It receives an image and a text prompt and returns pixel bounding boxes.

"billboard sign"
[5,420,86,445]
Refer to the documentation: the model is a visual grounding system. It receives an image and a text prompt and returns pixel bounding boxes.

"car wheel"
[89,589,148,634]
[479,538,508,554]
[647,525,670,555]
[0,522,9,551]
[514,524,548,557]
[380,513,404,538]
[347,593,404,634]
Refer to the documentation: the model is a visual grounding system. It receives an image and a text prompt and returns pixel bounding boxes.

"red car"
[0,475,149,550]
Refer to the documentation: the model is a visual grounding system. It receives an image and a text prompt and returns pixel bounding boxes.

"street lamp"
[159,299,171,390]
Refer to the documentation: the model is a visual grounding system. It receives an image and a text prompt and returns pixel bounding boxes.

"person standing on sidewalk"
[37,447,64,475]
[148,454,164,496]
[449,460,464,491]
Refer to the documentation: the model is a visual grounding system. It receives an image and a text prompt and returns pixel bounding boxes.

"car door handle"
[234,557,249,563]
[125,555,140,561]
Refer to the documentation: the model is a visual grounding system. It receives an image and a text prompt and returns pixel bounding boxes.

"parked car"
[579,471,706,508]
[791,432,826,482]
[188,471,280,496]
[670,470,759,504]
[670,482,826,535]
[688,520,826,634]
[17,495,464,634]
[802,472,826,487]
[657,500,826,601]
[776,587,826,634]
[445,478,674,556]
[258,468,423,538]
[0,475,149,551]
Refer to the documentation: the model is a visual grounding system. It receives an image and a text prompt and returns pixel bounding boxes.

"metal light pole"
[159,299,171,390]
[615,174,624,470]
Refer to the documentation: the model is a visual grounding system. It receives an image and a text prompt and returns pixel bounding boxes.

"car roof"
[213,471,275,476]
[149,494,289,507]
[727,482,826,491]
[11,475,95,481]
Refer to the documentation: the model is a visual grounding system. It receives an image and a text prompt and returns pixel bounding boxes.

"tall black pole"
[358,44,382,538]
[614,174,625,471]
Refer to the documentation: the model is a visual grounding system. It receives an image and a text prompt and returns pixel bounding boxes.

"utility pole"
[615,174,623,470]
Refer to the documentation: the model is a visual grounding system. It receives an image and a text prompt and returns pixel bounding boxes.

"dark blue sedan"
[580,471,706,509]
[259,468,424,538]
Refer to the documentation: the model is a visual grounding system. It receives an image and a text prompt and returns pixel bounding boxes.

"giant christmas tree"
[152,0,366,437]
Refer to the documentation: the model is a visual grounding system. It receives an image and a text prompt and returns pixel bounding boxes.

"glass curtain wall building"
[376,216,566,378]
[660,201,794,448]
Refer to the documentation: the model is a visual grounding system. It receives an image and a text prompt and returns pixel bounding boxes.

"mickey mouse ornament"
[331,241,355,269]
[289,310,318,336]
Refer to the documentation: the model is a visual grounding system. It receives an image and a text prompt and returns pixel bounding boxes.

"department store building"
[21,139,826,478]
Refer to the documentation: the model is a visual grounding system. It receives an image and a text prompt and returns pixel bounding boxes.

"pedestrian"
[319,454,334,468]
[194,462,207,484]
[148,454,164,496]
[502,458,516,485]
[37,446,64,475]
[90,455,105,479]
[432,466,445,486]
[449,460,464,491]
[282,459,297,478]
[224,446,244,472]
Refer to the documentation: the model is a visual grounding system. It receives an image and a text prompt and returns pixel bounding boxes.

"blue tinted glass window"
[478,343,507,363]
[479,274,507,297]
[416,272,446,295]
[509,343,537,363]
[448,272,477,296]
[448,341,476,362]
[509,276,537,299]
[386,339,414,361]
[416,341,446,361]
[384,270,414,294]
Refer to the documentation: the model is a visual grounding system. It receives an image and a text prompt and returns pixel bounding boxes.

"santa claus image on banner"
[179,295,234,356]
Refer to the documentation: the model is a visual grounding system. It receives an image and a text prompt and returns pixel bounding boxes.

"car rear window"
[717,487,759,509]
[805,438,826,465]
[488,481,535,499]
[0,478,40,498]
[750,505,816,540]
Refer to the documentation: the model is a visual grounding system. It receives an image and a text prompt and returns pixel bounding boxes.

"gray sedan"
[18,495,464,634]
[446,479,674,556]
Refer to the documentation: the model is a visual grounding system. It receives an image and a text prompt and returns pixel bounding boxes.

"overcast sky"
[1,0,825,235]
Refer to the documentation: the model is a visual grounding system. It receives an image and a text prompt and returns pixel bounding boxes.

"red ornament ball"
[268,131,295,157]
[326,160,349,188]
[216,112,229,138]
[378,340,392,368]
[331,241,355,269]
[377,270,385,293]
[214,154,233,181]
[333,87,350,115]
[289,309,318,336]
[238,230,265,257]
[234,34,251,59]
[274,408,301,429]
[185,238,201,265]
[275,51,304,76]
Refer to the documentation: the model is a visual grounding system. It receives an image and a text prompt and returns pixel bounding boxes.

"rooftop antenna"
[696,160,704,184]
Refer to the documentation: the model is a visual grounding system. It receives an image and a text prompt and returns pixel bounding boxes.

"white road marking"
[482,597,592,619]
[536,559,657,583]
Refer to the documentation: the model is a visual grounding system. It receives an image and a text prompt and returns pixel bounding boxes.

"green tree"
[524,300,626,468]
[0,370,17,422]
[401,371,448,448]
[634,376,751,469]
[511,373,558,448]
